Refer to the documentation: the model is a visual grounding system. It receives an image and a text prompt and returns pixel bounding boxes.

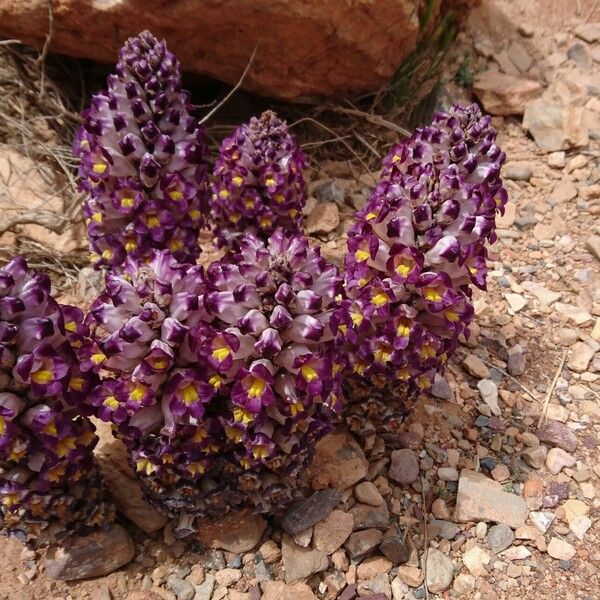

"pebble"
[585,235,600,262]
[507,344,526,376]
[312,510,354,555]
[396,565,424,588]
[487,524,515,554]
[454,470,527,528]
[196,510,266,553]
[379,528,410,564]
[462,354,491,378]
[261,581,317,600]
[310,432,368,490]
[567,341,596,373]
[505,293,527,312]
[530,511,555,533]
[388,449,419,485]
[425,548,454,593]
[523,444,547,469]
[569,515,592,540]
[194,575,216,600]
[166,576,195,600]
[314,180,345,205]
[428,519,460,540]
[281,534,328,583]
[547,538,576,561]
[356,556,393,580]
[305,202,340,234]
[477,379,501,416]
[462,546,490,577]
[282,489,342,535]
[350,502,390,530]
[438,467,459,481]
[345,529,383,559]
[546,447,576,474]
[354,482,384,506]
[356,573,392,598]
[537,420,578,452]
[504,164,533,181]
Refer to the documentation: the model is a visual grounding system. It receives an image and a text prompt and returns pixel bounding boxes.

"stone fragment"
[44,525,135,581]
[356,556,393,580]
[282,489,342,535]
[282,534,328,582]
[569,515,592,540]
[554,303,593,325]
[356,573,391,598]
[354,482,384,506]
[537,420,578,452]
[426,548,454,593]
[166,576,195,600]
[473,72,542,115]
[313,510,354,555]
[194,574,216,600]
[346,529,383,559]
[567,342,596,373]
[453,573,476,595]
[293,527,313,547]
[314,180,345,205]
[94,421,168,533]
[379,528,410,564]
[547,538,576,561]
[562,499,590,525]
[508,40,532,72]
[388,449,419,485]
[505,293,527,312]
[305,202,340,234]
[585,235,600,262]
[454,470,527,528]
[545,448,576,475]
[487,523,515,554]
[462,546,490,577]
[529,511,556,533]
[507,344,526,376]
[196,510,266,553]
[310,433,368,490]
[396,566,423,588]
[462,354,491,378]
[477,379,501,416]
[522,99,572,151]
[350,502,390,530]
[262,581,317,600]
[523,445,547,469]
[427,519,460,540]
[575,22,600,43]
[504,164,532,181]
[500,546,531,560]
[521,281,562,307]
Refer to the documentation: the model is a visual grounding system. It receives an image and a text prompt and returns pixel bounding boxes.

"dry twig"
[537,349,569,428]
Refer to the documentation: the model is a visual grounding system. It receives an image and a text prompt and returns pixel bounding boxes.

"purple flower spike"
[210,111,308,249]
[0,257,114,546]
[75,31,209,270]
[340,104,507,400]
[85,231,343,523]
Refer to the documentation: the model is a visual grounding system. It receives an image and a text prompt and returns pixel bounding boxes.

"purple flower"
[0,257,113,545]
[210,111,308,249]
[339,104,507,396]
[74,31,209,269]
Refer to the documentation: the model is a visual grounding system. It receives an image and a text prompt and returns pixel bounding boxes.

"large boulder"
[0,0,426,101]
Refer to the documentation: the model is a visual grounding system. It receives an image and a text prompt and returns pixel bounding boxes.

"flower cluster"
[0,258,113,545]
[210,111,308,249]
[337,104,506,397]
[85,231,343,523]
[74,30,209,269]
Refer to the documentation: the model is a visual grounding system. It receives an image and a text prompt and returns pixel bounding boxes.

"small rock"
[521,281,562,307]
[507,344,526,376]
[427,519,460,540]
[282,534,328,582]
[500,546,531,560]
[487,523,515,554]
[196,510,266,553]
[508,40,532,72]
[453,573,476,595]
[214,569,242,587]
[379,528,410,564]
[562,499,590,524]
[473,72,542,115]
[567,342,596,373]
[431,373,454,400]
[293,527,313,547]
[547,538,576,561]
[346,529,383,559]
[314,180,345,205]
[350,502,390,530]
[310,432,368,490]
[454,470,527,528]
[462,546,490,577]
[545,447,576,475]
[282,489,342,535]
[356,556,393,580]
[431,498,450,520]
[44,525,135,581]
[426,548,454,593]
[504,164,533,181]
[313,510,354,555]
[259,541,281,564]
[523,445,547,469]
[305,202,340,234]
[575,22,600,43]
[389,449,419,485]
[523,99,565,152]
[166,576,195,600]
[354,482,384,506]
[537,420,578,452]
[505,293,527,313]
[569,515,592,540]
[585,235,600,262]
[357,573,391,598]
[477,379,501,416]
[396,566,423,588]
[547,152,566,168]
[261,581,317,600]
[462,354,491,378]
[491,464,510,482]
[554,303,593,326]
[475,522,488,539]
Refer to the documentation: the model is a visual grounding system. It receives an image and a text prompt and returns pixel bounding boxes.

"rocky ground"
[1,0,600,599]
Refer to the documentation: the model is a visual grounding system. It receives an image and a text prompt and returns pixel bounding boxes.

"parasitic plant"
[74,30,209,270]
